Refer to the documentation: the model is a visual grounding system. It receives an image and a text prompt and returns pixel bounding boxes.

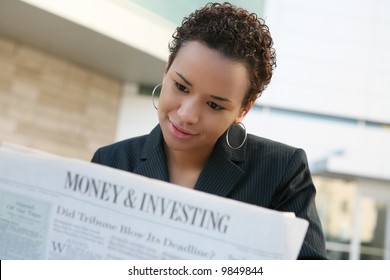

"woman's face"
[158,40,251,153]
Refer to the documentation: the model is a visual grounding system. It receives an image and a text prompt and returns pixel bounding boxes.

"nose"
[177,97,200,124]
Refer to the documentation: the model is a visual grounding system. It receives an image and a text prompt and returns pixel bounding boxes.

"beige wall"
[0,36,121,160]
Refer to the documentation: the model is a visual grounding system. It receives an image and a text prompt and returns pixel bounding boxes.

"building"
[1,0,389,259]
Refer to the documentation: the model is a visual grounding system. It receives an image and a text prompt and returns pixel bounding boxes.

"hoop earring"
[152,83,163,110]
[226,122,247,149]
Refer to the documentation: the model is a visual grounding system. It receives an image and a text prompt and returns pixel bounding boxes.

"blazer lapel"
[194,136,246,198]
[132,125,169,182]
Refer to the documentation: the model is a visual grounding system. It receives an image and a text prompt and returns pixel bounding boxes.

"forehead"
[169,41,249,101]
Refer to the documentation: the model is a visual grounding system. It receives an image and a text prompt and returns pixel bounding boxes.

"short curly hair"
[167,2,276,105]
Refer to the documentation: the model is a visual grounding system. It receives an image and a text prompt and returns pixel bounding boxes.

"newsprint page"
[0,143,308,260]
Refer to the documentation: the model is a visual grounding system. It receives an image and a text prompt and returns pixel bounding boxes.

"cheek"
[205,117,231,136]
[157,90,179,121]
[158,90,174,110]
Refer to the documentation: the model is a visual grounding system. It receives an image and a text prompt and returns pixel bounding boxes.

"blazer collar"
[134,124,246,197]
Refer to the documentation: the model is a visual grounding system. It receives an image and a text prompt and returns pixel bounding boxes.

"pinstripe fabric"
[92,125,327,259]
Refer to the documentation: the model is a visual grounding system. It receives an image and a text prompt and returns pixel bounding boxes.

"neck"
[164,143,213,169]
[164,143,215,189]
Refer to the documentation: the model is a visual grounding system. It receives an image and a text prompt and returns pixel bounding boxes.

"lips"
[169,121,194,139]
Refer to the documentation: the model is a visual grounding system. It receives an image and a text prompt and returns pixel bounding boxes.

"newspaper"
[0,143,308,260]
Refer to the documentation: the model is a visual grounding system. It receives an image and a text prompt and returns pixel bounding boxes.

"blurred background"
[0,0,389,259]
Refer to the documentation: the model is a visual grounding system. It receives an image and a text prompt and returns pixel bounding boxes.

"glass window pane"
[314,176,389,259]
[359,199,387,260]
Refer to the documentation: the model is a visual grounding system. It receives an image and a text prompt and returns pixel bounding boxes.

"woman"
[92,2,327,259]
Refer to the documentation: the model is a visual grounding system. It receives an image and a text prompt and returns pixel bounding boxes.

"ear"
[235,100,255,124]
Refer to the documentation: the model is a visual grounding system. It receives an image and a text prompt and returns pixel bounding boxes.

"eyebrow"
[210,95,232,102]
[175,71,193,86]
[175,71,232,103]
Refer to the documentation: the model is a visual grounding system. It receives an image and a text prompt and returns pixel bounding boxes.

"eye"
[207,101,223,110]
[174,82,189,93]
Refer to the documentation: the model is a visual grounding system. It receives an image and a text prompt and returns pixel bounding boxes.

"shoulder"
[246,133,305,160]
[243,134,309,179]
[91,134,148,170]
[96,135,148,155]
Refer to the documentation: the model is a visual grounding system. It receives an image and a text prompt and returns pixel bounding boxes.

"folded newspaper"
[0,143,308,260]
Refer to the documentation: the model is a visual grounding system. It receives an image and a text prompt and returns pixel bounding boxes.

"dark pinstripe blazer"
[91,125,327,259]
